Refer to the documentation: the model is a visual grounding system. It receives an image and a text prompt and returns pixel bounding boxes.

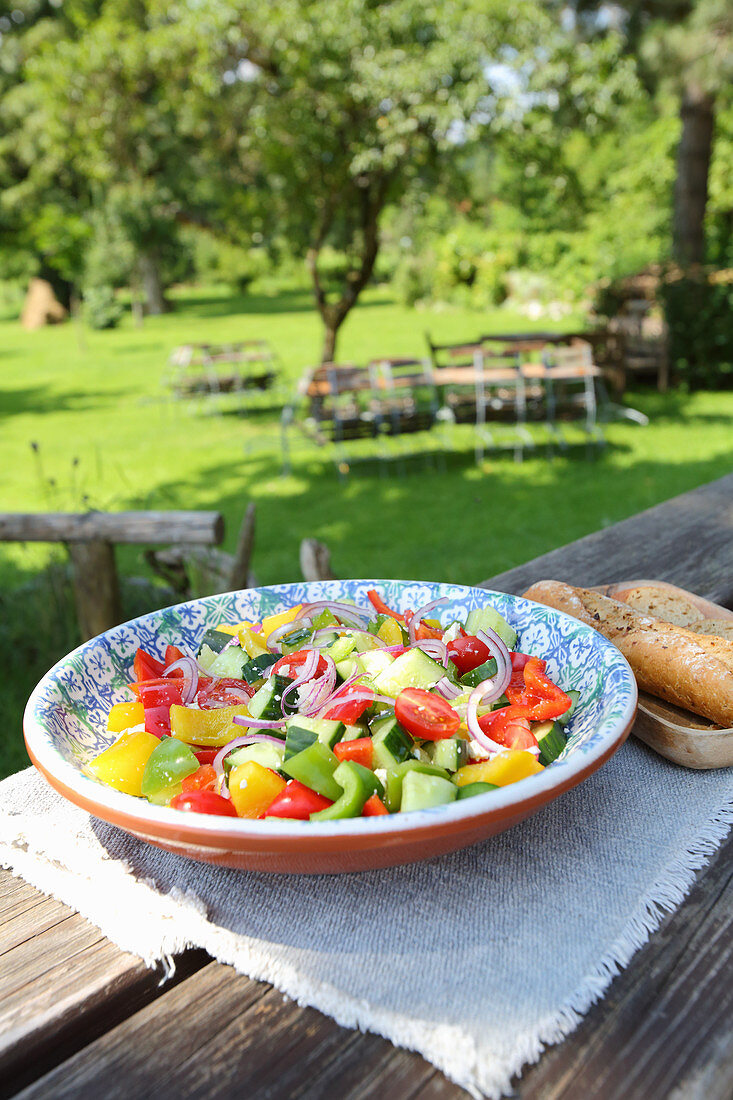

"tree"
[187,0,540,362]
[573,0,733,265]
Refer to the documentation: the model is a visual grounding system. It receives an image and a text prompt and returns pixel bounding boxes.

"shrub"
[659,271,733,389]
[83,284,124,330]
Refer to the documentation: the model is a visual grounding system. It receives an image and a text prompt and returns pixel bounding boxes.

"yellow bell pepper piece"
[169,703,251,746]
[86,730,160,796]
[228,760,286,818]
[212,622,240,636]
[260,604,303,638]
[377,617,405,645]
[453,750,544,788]
[107,700,145,732]
[238,626,269,657]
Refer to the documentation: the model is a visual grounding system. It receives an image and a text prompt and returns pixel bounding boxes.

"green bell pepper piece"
[141,737,198,805]
[310,761,384,821]
[455,781,500,800]
[384,760,451,813]
[281,740,342,801]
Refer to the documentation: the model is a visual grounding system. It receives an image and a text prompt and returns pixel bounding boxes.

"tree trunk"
[673,84,715,267]
[320,318,341,364]
[138,250,170,315]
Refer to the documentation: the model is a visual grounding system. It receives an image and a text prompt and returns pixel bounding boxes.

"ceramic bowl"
[24,580,637,873]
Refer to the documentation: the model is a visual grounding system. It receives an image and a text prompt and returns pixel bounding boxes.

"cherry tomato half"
[181,764,217,793]
[197,677,255,709]
[394,687,460,741]
[477,705,538,752]
[264,780,333,820]
[323,693,373,724]
[446,635,491,676]
[169,790,238,817]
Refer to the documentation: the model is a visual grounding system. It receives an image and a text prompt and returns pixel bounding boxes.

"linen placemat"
[2,739,732,1099]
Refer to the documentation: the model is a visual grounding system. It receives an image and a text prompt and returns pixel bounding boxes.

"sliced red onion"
[280,648,321,710]
[466,680,508,755]
[162,656,199,704]
[475,627,512,698]
[299,600,373,629]
[408,597,449,644]
[297,666,339,715]
[381,643,407,654]
[213,733,286,793]
[265,617,312,652]
[221,634,240,651]
[434,676,462,700]
[232,714,286,729]
[414,638,448,666]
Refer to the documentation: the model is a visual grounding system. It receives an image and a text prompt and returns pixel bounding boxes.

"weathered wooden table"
[3,473,732,1099]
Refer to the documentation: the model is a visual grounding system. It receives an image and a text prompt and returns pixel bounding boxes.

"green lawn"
[2,282,733,778]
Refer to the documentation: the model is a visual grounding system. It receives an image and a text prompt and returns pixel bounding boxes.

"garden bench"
[0,511,226,641]
[167,341,279,402]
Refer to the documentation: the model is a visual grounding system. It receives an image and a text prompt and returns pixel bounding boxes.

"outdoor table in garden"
[2,472,733,1099]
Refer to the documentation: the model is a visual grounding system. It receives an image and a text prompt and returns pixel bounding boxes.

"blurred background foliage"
[0,0,731,371]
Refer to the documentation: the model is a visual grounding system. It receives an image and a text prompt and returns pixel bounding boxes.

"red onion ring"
[232,714,286,729]
[474,627,512,699]
[280,648,321,710]
[434,676,462,700]
[466,680,508,755]
[414,638,448,666]
[266,617,312,652]
[408,597,449,644]
[162,656,199,704]
[299,600,373,629]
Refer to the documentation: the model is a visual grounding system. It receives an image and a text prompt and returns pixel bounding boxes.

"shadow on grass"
[0,385,133,421]
[170,286,395,320]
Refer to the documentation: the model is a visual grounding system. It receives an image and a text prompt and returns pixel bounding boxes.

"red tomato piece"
[323,693,373,723]
[169,790,238,816]
[271,650,328,679]
[133,648,165,683]
[193,748,219,765]
[263,780,333,819]
[333,737,373,768]
[395,687,460,741]
[181,764,217,793]
[367,589,405,621]
[362,793,388,816]
[477,705,537,751]
[196,677,256,709]
[447,635,492,676]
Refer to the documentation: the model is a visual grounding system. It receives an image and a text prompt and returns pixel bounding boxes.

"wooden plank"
[0,511,224,546]
[485,471,733,608]
[0,871,208,1098]
[514,830,733,1100]
[67,539,121,639]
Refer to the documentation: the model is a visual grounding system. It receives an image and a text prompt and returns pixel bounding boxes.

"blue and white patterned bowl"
[24,580,638,873]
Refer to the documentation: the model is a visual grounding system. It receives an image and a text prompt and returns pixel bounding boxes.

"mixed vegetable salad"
[86,591,579,821]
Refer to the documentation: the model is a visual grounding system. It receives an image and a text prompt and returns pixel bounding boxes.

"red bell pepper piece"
[333,737,374,768]
[263,780,333,820]
[367,590,405,621]
[362,793,388,816]
[181,764,217,793]
[133,647,165,683]
[505,657,571,720]
[137,678,185,737]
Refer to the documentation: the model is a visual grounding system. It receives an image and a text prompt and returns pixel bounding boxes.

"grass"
[2,280,733,778]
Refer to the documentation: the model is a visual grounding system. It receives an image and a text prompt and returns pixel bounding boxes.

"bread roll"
[522,580,733,727]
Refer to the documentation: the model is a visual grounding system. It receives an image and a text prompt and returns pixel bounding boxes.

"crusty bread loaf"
[522,580,733,726]
[690,620,733,640]
[614,585,705,628]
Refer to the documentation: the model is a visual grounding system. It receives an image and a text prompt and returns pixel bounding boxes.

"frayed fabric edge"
[1,797,731,1100]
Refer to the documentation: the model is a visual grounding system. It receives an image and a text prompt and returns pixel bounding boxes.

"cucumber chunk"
[248,674,292,721]
[242,653,278,683]
[533,719,567,765]
[455,781,499,799]
[372,648,445,698]
[428,737,469,772]
[400,771,457,812]
[197,628,236,656]
[556,689,580,726]
[371,716,414,768]
[208,646,248,679]
[286,715,345,749]
[224,741,285,775]
[464,607,517,649]
[458,658,498,688]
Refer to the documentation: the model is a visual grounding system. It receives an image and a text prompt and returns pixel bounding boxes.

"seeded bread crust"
[522,580,733,726]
